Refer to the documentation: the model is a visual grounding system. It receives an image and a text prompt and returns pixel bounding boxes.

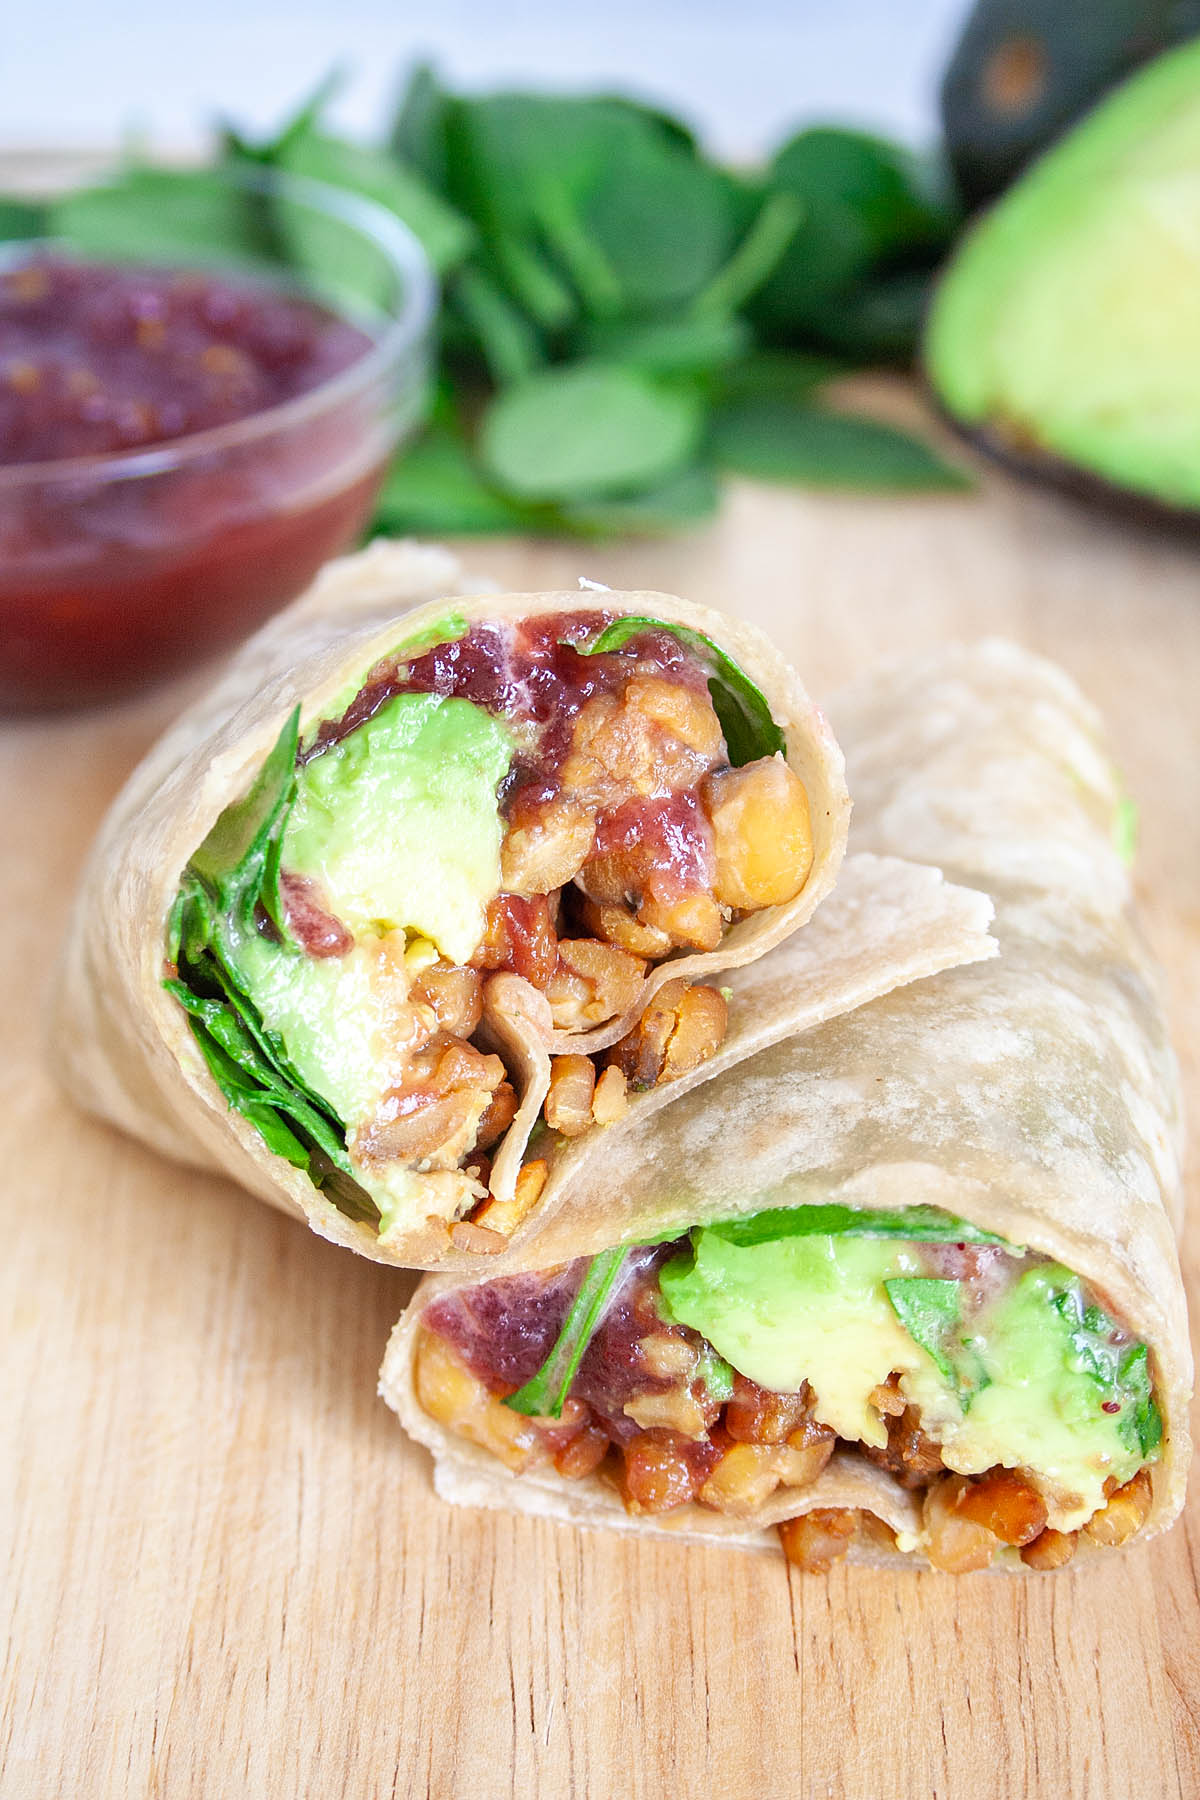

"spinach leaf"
[580,614,784,766]
[189,704,299,937]
[1118,1345,1162,1459]
[811,268,934,364]
[885,1276,990,1407]
[180,1019,311,1165]
[556,466,720,538]
[691,189,805,318]
[770,130,955,270]
[1052,1285,1162,1458]
[711,400,972,492]
[709,1203,1010,1248]
[578,133,735,312]
[437,91,788,326]
[52,169,282,270]
[479,364,703,503]
[715,350,846,402]
[165,939,342,1134]
[389,62,450,188]
[0,196,47,240]
[525,179,624,318]
[223,67,348,166]
[450,265,543,386]
[578,313,750,376]
[750,127,958,342]
[167,890,366,1202]
[441,93,705,305]
[275,129,474,277]
[592,93,699,156]
[374,425,546,535]
[487,235,576,332]
[226,71,472,285]
[165,710,376,1220]
[505,1247,630,1417]
[440,94,625,265]
[167,977,354,1172]
[884,1277,960,1384]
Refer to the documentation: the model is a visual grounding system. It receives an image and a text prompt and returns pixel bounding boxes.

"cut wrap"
[53,539,990,1271]
[384,641,1189,1568]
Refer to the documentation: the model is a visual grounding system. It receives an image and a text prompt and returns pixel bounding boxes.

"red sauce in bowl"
[0,257,392,710]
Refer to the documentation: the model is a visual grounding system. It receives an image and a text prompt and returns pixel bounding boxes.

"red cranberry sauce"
[0,258,384,711]
[918,1242,1023,1316]
[588,791,716,908]
[0,257,372,462]
[280,873,354,959]
[425,1263,581,1388]
[425,1242,712,1437]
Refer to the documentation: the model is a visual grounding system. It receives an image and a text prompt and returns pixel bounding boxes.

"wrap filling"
[415,1205,1162,1570]
[166,610,813,1248]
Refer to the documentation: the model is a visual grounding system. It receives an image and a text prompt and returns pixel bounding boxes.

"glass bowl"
[0,162,435,711]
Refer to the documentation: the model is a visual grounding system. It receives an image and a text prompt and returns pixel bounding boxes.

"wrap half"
[54,539,992,1270]
[383,641,1190,1570]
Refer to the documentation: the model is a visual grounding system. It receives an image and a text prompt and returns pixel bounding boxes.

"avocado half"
[926,36,1200,522]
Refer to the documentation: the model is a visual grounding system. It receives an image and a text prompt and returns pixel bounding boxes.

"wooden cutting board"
[4,385,1199,1800]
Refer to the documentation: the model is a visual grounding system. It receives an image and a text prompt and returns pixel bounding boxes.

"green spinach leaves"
[505,1247,630,1418]
[14,67,971,540]
[165,707,377,1223]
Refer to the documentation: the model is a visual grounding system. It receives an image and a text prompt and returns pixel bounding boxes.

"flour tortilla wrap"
[383,641,1189,1563]
[54,537,994,1271]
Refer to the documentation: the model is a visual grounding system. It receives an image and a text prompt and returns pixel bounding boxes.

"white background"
[7,1,973,159]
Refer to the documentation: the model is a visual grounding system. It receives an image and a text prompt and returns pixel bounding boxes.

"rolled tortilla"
[53,538,991,1270]
[383,640,1189,1566]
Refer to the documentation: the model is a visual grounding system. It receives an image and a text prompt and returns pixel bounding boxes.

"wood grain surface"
[3,387,1199,1799]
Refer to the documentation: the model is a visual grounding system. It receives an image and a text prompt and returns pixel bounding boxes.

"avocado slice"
[283,691,513,968]
[927,36,1200,517]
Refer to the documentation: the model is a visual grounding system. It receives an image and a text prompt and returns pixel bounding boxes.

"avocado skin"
[942,0,1200,204]
[926,37,1200,522]
[928,388,1200,540]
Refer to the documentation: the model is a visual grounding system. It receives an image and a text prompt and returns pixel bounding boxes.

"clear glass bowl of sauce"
[0,163,434,711]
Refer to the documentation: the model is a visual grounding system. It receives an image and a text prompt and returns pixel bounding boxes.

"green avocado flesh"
[926,37,1200,509]
[658,1221,1159,1530]
[285,693,513,967]
[237,693,510,1224]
